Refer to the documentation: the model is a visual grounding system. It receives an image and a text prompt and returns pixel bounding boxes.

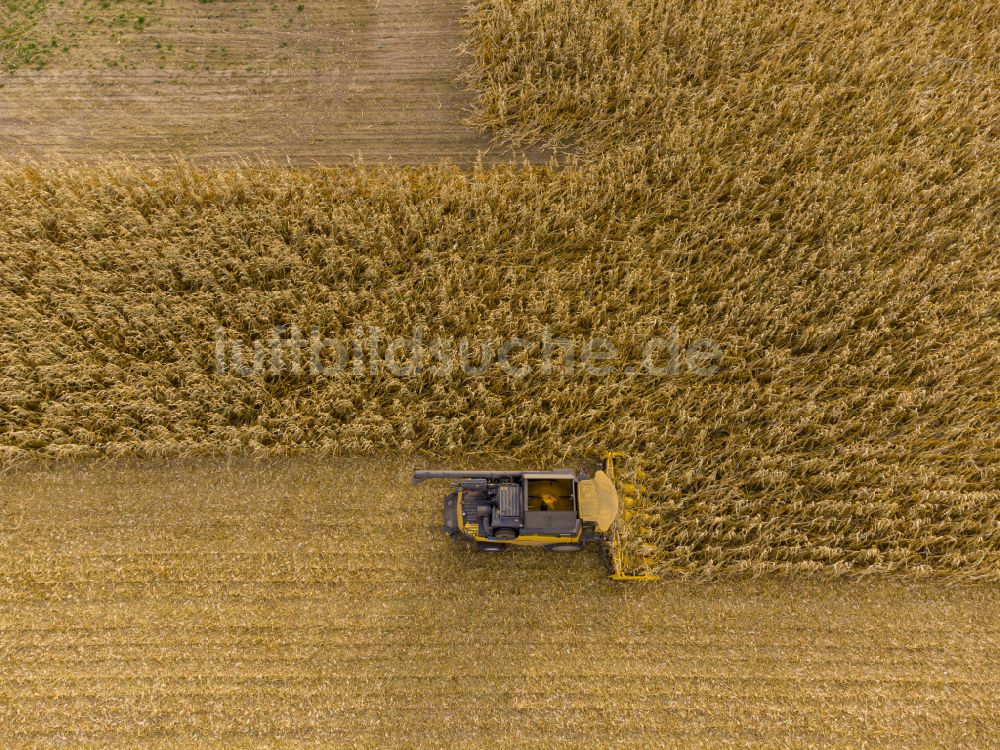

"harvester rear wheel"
[545,543,584,552]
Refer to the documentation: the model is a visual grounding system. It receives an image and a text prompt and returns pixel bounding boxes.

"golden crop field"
[2,457,999,747]
[2,0,999,744]
[4,0,998,579]
[2,150,998,578]
[0,0,1000,579]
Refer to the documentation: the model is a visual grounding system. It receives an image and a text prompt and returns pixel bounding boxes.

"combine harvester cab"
[413,454,659,580]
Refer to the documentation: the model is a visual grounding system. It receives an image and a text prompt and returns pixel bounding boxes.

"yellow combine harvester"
[413,453,658,580]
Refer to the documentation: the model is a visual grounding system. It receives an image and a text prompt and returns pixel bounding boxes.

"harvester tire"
[475,541,504,552]
[545,543,584,552]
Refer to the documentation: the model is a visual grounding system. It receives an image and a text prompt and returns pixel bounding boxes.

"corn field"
[2,0,999,578]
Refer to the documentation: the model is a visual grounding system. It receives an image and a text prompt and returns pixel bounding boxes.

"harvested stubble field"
[0,0,528,164]
[1,457,999,748]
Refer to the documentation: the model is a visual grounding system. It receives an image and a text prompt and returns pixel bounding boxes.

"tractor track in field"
[2,457,998,748]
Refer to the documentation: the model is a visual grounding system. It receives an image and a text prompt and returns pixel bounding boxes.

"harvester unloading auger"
[413,452,658,581]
